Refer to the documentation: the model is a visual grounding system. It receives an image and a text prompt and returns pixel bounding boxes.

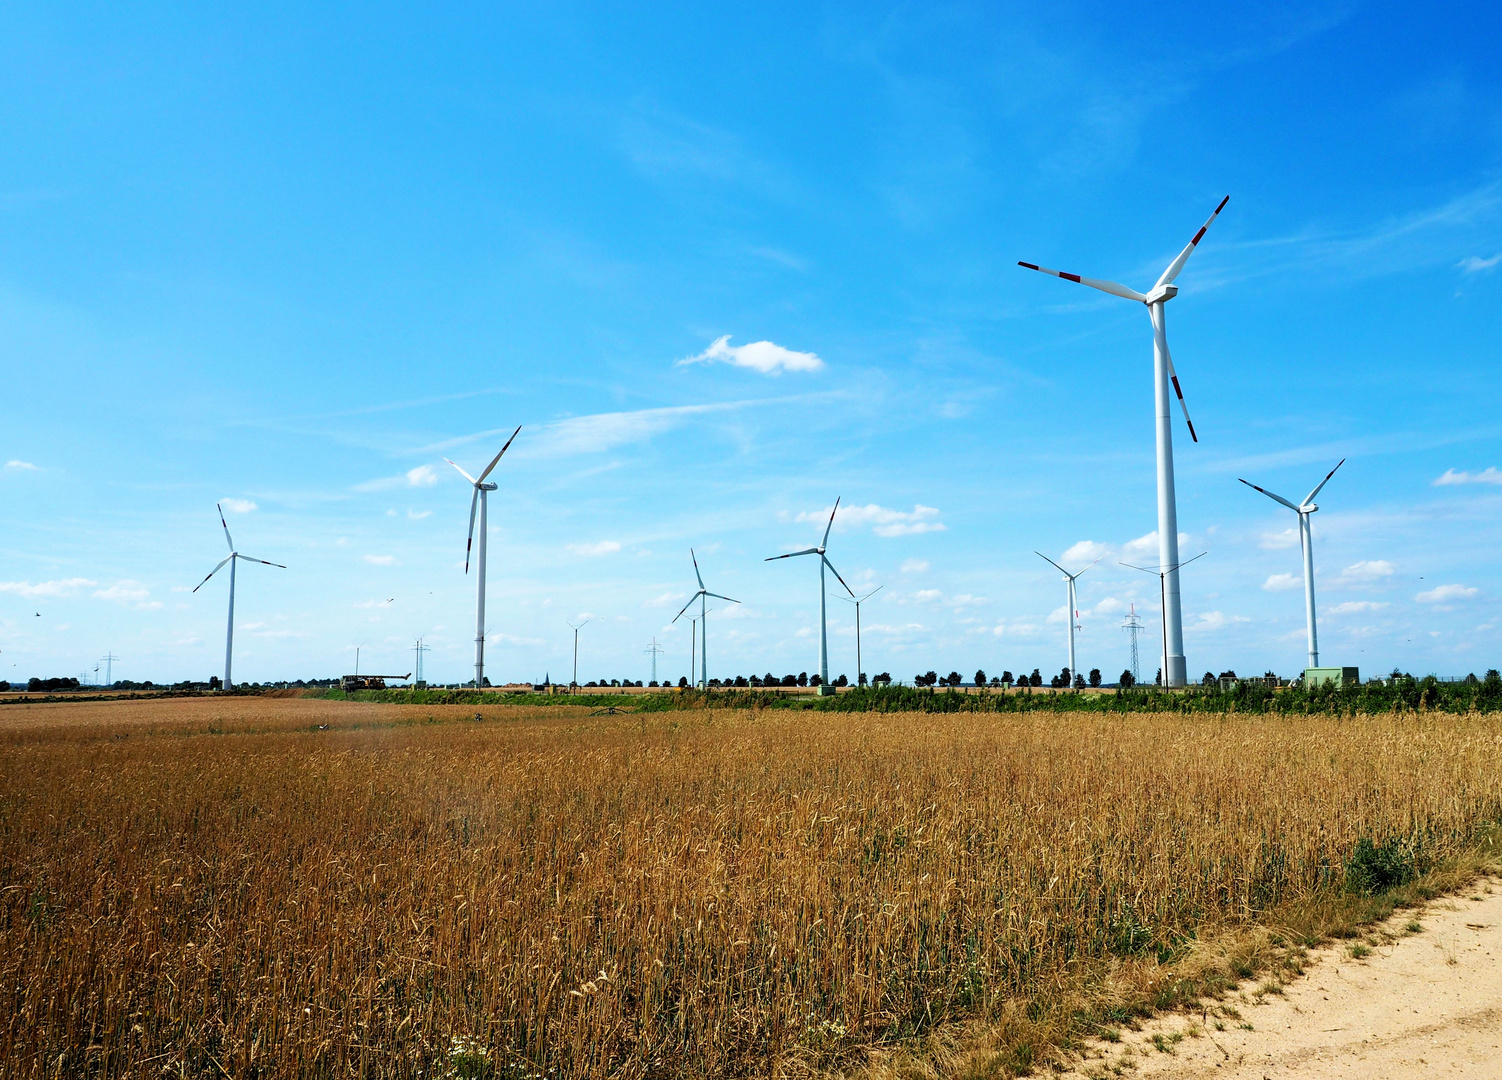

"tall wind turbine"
[445,426,521,689]
[1239,459,1345,669]
[1035,552,1101,684]
[672,550,738,688]
[1020,196,1229,686]
[767,498,855,695]
[193,503,286,689]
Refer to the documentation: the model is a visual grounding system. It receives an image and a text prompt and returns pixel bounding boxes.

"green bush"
[1344,836,1417,895]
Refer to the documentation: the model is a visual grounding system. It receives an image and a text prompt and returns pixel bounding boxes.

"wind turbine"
[1019,196,1229,687]
[767,498,855,695]
[1122,552,1207,687]
[567,617,590,691]
[672,550,738,688]
[192,503,286,690]
[1035,552,1101,685]
[445,426,521,689]
[1239,459,1345,669]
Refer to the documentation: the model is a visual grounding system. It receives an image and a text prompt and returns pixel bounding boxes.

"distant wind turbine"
[1035,551,1101,685]
[1239,459,1345,669]
[192,503,286,689]
[445,426,521,689]
[767,498,855,695]
[1020,196,1229,686]
[838,585,882,687]
[672,550,738,688]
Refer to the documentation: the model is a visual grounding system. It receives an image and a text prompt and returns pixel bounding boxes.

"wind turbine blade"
[1034,551,1070,577]
[444,458,479,486]
[1016,262,1146,302]
[464,488,479,574]
[705,592,740,604]
[822,496,841,548]
[822,556,856,597]
[1237,478,1301,512]
[672,592,704,623]
[1119,561,1158,575]
[236,555,287,568]
[1162,341,1199,443]
[1302,458,1346,507]
[1075,556,1104,578]
[476,425,522,483]
[217,503,235,552]
[192,556,233,593]
[691,549,705,590]
[1155,195,1230,288]
[765,548,819,561]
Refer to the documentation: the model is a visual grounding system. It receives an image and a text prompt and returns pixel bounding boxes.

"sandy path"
[1064,876,1502,1079]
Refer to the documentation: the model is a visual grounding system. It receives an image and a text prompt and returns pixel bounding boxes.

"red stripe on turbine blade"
[1170,375,1185,400]
[1060,272,1081,282]
[1215,195,1230,213]
[1186,419,1198,443]
[1018,261,1039,270]
[1191,226,1207,245]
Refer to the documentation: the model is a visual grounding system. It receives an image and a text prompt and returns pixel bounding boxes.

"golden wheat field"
[2,695,1500,1078]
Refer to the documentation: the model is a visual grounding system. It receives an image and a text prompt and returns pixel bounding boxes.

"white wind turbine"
[1239,459,1345,670]
[192,503,286,689]
[672,550,738,688]
[767,498,855,695]
[445,426,521,689]
[1020,196,1229,687]
[1035,551,1101,685]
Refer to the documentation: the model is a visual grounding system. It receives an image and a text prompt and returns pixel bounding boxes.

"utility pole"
[1122,606,1144,686]
[100,652,119,688]
[644,637,664,684]
[413,637,430,686]
[690,618,697,689]
[839,585,883,686]
[567,618,590,693]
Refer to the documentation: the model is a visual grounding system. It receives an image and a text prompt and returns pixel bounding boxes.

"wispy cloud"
[900,558,929,574]
[1459,254,1501,273]
[1190,611,1251,632]
[1336,560,1395,584]
[800,503,946,537]
[93,581,150,603]
[407,464,438,487]
[678,335,824,375]
[5,460,38,471]
[566,540,621,557]
[0,577,96,598]
[355,463,443,493]
[1416,584,1477,604]
[220,498,257,513]
[362,554,397,566]
[1263,573,1301,591]
[1327,600,1389,615]
[1434,467,1502,486]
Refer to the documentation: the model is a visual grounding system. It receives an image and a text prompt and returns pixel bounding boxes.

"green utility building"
[1305,666,1360,687]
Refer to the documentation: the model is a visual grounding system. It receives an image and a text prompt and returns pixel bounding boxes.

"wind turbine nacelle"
[480,482,499,492]
[1303,503,1318,514]
[1145,283,1179,304]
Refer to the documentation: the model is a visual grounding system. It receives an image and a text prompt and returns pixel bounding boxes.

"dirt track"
[1065,877,1502,1079]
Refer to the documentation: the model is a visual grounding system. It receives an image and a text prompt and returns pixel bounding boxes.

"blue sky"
[2,2,1499,686]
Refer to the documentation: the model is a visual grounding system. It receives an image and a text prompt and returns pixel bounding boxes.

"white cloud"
[363,555,397,566]
[1093,596,1128,616]
[1263,573,1302,591]
[800,503,945,537]
[567,540,622,557]
[0,577,95,598]
[1060,540,1111,565]
[1433,467,1502,486]
[1339,560,1394,582]
[900,558,929,574]
[1047,604,1070,624]
[646,591,685,608]
[407,509,431,520]
[678,335,823,375]
[1416,584,1477,604]
[220,498,257,513]
[93,581,150,603]
[1259,527,1299,550]
[407,464,439,487]
[1189,611,1251,632]
[5,460,38,470]
[1327,600,1389,615]
[1121,531,1161,559]
[1458,254,1501,273]
[912,589,943,603]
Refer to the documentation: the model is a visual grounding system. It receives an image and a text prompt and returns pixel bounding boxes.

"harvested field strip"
[2,697,1500,1077]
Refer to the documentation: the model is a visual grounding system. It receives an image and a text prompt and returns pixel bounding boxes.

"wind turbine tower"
[672,551,738,688]
[193,503,286,689]
[1239,459,1345,669]
[413,637,430,687]
[445,426,521,689]
[1035,552,1100,684]
[767,498,856,695]
[1020,196,1229,686]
